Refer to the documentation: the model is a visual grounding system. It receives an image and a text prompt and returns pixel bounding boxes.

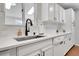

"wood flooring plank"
[66,45,79,56]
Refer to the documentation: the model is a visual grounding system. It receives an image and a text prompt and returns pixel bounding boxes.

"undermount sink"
[14,35,45,42]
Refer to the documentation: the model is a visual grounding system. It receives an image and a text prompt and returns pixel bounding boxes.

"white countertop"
[0,32,71,51]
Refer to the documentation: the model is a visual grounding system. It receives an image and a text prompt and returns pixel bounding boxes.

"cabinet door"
[42,45,54,56]
[48,3,54,21]
[67,34,73,50]
[59,5,65,23]
[0,48,16,56]
[41,3,48,21]
[54,4,60,22]
[5,3,22,25]
[26,50,41,56]
[54,41,65,56]
[64,34,73,54]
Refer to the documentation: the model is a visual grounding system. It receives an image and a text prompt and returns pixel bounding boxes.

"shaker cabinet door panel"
[42,45,54,56]
[25,50,41,56]
[48,3,54,21]
[54,41,65,56]
[54,4,60,22]
[0,48,16,56]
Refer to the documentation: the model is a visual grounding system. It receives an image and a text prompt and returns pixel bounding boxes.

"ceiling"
[59,3,79,11]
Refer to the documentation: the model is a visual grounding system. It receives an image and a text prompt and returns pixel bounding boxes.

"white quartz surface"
[0,32,71,51]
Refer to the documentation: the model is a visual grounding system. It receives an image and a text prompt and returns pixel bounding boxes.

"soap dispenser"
[17,28,22,36]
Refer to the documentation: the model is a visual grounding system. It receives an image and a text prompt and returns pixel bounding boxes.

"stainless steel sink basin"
[14,35,45,41]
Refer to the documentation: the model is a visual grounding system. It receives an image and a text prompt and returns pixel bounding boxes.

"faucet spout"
[25,18,33,36]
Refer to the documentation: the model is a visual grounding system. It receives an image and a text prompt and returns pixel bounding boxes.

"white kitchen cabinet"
[0,48,16,56]
[54,3,65,24]
[5,3,22,25]
[53,36,65,56]
[60,33,74,56]
[54,41,65,56]
[59,5,65,23]
[48,3,54,21]
[53,34,74,56]
[41,3,48,21]
[17,39,52,56]
[64,34,73,54]
[65,8,74,32]
[54,4,60,23]
[25,50,41,56]
[42,45,54,56]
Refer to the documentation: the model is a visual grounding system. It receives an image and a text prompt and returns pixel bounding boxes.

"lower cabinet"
[64,34,73,54]
[53,41,65,56]
[17,39,53,56]
[0,48,16,56]
[27,45,54,56]
[42,45,54,56]
[26,50,41,56]
[53,36,65,56]
[0,33,73,56]
[53,34,73,56]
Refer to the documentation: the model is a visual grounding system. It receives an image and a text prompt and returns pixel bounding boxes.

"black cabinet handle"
[43,51,45,56]
[37,54,41,56]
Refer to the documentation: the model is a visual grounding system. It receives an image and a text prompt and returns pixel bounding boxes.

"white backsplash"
[0,21,70,38]
[0,25,38,38]
[42,22,61,35]
[0,26,24,38]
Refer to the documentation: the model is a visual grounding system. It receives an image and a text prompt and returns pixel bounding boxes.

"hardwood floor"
[65,45,79,56]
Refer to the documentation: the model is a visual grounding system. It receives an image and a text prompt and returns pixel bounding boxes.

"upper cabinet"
[54,3,60,23]
[0,3,34,26]
[5,3,22,25]
[65,8,75,31]
[59,4,65,23]
[53,3,65,24]
[48,3,54,21]
[41,3,48,21]
[42,3,65,24]
[0,3,67,26]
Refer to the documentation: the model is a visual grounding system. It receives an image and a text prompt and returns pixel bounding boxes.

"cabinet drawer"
[26,50,41,56]
[53,36,64,45]
[42,45,54,56]
[17,39,52,56]
[54,42,64,56]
